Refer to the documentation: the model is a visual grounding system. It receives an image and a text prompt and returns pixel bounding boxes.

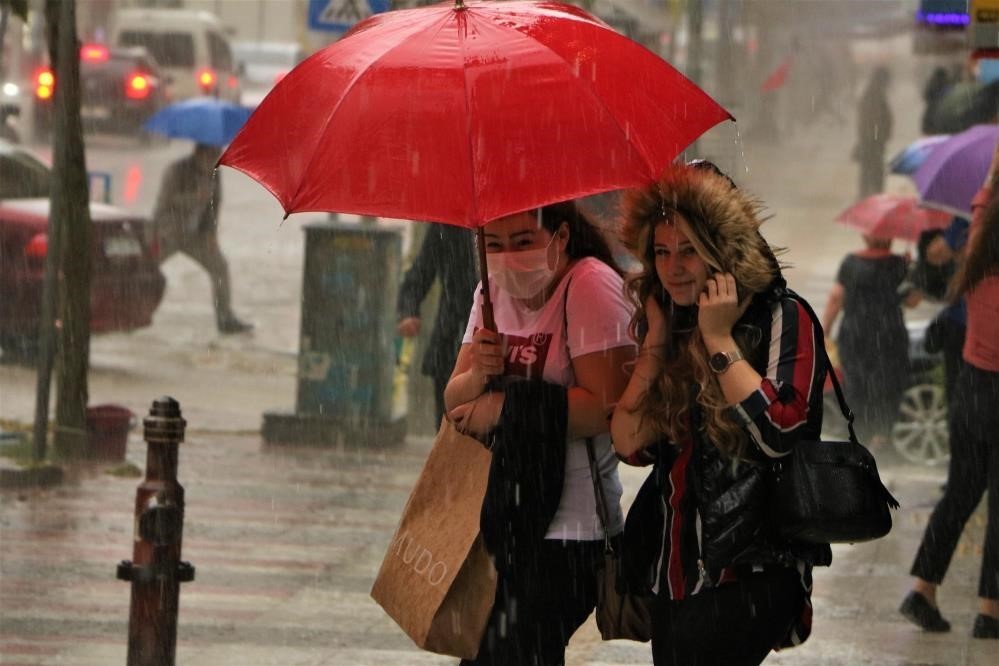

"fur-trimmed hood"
[621,162,784,296]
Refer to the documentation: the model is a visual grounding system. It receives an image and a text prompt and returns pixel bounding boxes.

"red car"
[0,146,165,359]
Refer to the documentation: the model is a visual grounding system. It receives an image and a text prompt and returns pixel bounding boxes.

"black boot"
[218,314,254,334]
[899,591,951,632]
[972,614,999,639]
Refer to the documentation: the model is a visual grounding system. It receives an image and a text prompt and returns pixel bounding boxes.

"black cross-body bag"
[769,290,900,544]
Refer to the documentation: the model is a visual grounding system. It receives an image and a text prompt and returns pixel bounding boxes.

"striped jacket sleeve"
[729,299,819,458]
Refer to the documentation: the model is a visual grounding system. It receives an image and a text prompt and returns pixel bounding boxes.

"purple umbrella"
[914,124,999,220]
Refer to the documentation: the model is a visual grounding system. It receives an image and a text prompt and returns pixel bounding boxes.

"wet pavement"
[0,424,993,665]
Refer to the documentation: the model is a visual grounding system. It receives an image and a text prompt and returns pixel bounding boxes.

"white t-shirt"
[462,257,633,540]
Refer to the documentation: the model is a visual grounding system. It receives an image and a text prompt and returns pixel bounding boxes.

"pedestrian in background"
[822,234,918,446]
[153,143,252,334]
[901,155,999,640]
[395,222,477,425]
[918,218,970,402]
[853,66,893,198]
[445,201,634,665]
[611,162,830,666]
[921,66,953,136]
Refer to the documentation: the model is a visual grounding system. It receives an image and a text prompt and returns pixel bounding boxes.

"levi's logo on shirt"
[502,332,553,379]
[474,327,554,379]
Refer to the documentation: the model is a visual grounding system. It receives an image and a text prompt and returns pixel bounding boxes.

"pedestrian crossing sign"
[307,0,391,33]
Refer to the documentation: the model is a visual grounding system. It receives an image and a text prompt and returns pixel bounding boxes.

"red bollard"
[116,397,195,666]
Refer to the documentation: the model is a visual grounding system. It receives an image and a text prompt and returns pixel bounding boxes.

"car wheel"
[891,383,949,466]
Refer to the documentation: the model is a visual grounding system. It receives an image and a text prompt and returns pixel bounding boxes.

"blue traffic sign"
[308,0,391,33]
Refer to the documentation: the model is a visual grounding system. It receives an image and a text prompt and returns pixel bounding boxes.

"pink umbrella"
[835,194,952,242]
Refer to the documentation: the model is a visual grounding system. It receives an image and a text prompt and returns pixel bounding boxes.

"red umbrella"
[220,0,732,326]
[835,194,952,242]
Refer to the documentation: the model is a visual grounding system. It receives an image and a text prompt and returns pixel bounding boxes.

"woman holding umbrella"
[445,201,634,665]
[610,162,831,665]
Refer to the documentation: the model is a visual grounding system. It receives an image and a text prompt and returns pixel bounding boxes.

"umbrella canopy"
[144,97,253,147]
[915,124,999,220]
[888,135,949,175]
[835,194,952,242]
[219,0,733,228]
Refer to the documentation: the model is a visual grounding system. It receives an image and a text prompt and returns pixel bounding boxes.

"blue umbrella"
[143,97,253,147]
[888,135,950,175]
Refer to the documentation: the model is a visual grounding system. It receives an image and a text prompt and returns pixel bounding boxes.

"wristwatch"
[709,349,745,374]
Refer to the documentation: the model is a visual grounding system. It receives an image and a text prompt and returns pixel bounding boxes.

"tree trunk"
[45,0,92,460]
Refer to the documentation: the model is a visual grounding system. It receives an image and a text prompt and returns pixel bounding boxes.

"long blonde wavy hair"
[620,163,785,458]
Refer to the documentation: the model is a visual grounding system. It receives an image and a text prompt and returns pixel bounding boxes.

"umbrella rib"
[456,13,480,225]
[286,18,446,213]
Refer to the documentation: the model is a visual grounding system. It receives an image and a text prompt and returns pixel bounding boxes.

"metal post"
[116,397,195,666]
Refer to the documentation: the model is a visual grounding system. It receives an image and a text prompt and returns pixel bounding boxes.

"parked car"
[0,139,48,199]
[0,141,165,361]
[232,40,306,107]
[823,317,949,466]
[112,8,241,103]
[33,43,168,140]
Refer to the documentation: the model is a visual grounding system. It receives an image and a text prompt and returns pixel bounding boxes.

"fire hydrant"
[116,397,195,666]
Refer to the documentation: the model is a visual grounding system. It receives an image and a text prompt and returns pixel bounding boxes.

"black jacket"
[396,223,477,379]
[632,284,832,592]
[480,380,568,578]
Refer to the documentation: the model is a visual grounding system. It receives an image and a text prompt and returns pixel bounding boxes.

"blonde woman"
[611,162,830,665]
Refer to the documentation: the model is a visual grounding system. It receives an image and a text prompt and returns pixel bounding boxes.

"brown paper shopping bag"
[371,419,496,659]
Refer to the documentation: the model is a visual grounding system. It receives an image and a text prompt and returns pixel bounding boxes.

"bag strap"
[781,288,860,444]
[585,437,615,555]
[562,271,616,555]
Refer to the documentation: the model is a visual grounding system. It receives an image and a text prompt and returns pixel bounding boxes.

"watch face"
[709,352,729,372]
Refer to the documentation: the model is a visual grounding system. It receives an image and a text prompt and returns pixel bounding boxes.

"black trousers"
[460,539,603,666]
[911,363,999,599]
[651,568,804,666]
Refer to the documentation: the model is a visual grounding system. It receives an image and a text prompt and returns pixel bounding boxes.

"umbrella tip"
[283,212,290,221]
[454,0,465,9]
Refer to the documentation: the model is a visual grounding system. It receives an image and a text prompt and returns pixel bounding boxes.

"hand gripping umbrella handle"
[475,227,497,332]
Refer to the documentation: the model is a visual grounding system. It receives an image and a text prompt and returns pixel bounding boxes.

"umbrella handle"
[475,227,497,332]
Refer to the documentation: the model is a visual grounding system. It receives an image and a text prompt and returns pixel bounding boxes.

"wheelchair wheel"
[891,383,949,465]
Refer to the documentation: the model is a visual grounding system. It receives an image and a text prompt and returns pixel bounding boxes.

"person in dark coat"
[822,234,919,444]
[153,143,251,334]
[921,66,952,135]
[853,67,893,198]
[612,162,830,666]
[395,223,477,424]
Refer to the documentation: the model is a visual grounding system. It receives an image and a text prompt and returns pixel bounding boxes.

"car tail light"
[226,74,238,89]
[197,67,217,92]
[24,233,48,260]
[80,43,109,63]
[35,68,54,100]
[125,72,151,100]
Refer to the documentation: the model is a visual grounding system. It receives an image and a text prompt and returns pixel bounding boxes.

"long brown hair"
[620,164,782,458]
[539,200,623,277]
[951,172,999,298]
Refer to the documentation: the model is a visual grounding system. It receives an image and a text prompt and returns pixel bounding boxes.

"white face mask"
[486,233,561,299]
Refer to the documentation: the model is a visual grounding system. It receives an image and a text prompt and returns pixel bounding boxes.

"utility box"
[263,221,407,447]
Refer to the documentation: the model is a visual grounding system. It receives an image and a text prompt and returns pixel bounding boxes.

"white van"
[111,8,240,103]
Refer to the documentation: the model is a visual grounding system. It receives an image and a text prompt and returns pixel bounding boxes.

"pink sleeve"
[461,282,484,345]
